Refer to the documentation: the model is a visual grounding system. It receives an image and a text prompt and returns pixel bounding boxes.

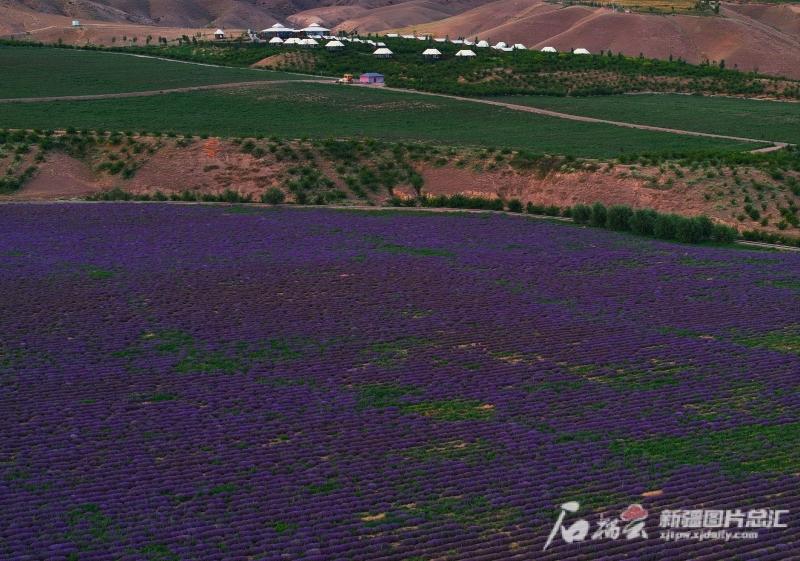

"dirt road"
[0,79,328,103]
[358,84,787,152]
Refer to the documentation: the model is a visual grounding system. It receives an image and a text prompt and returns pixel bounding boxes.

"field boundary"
[2,200,798,251]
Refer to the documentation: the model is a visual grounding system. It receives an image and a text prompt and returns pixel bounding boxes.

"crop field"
[0,46,301,99]
[485,94,800,145]
[0,82,759,157]
[1,203,799,560]
[559,0,702,13]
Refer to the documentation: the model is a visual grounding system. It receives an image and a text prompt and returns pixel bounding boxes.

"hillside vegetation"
[2,128,799,242]
[96,39,800,99]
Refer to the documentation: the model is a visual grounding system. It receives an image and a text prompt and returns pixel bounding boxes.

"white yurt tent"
[513,43,526,50]
[492,41,507,49]
[302,23,329,37]
[541,46,557,53]
[476,40,490,48]
[573,48,591,55]
[422,48,442,59]
[269,37,284,45]
[455,49,476,58]
[325,40,344,50]
[263,23,294,37]
[283,37,301,45]
[301,38,319,47]
[373,47,394,58]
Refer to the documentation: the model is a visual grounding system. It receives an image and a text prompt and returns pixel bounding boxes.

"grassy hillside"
[0,45,301,98]
[0,82,759,157]
[484,94,800,144]
[563,0,713,14]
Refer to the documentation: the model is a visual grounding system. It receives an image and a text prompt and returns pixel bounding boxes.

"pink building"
[359,73,385,85]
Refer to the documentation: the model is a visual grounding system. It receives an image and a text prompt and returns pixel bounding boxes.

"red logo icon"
[621,504,648,522]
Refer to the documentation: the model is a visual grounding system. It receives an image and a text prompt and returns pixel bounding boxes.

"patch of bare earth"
[252,52,316,71]
[408,161,798,234]
[15,152,105,199]
[126,139,289,198]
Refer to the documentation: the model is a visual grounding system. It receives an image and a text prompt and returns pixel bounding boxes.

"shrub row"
[572,203,738,244]
[87,188,280,204]
[390,196,742,245]
[741,229,800,248]
[416,194,505,211]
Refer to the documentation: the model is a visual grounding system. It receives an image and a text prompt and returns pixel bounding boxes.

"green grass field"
[0,82,759,158]
[0,46,301,98]
[485,94,800,144]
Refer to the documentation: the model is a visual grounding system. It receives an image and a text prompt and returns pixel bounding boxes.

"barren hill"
[2,0,800,78]
[374,0,800,77]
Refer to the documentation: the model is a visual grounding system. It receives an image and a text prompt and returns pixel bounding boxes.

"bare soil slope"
[386,0,800,78]
[0,4,235,43]
[4,137,798,238]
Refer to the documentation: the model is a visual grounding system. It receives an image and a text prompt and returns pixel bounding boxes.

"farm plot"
[0,82,760,157]
[0,204,799,561]
[0,46,301,99]
[485,93,800,145]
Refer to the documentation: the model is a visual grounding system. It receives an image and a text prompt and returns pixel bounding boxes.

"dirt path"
[352,84,788,152]
[0,79,329,103]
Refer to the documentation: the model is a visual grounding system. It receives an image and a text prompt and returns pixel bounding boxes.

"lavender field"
[1,203,799,561]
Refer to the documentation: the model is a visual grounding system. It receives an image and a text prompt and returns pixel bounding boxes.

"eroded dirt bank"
[2,135,799,236]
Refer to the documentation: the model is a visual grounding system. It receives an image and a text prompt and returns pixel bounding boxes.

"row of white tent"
[371,46,590,57]
[237,22,593,55]
[381,33,590,54]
